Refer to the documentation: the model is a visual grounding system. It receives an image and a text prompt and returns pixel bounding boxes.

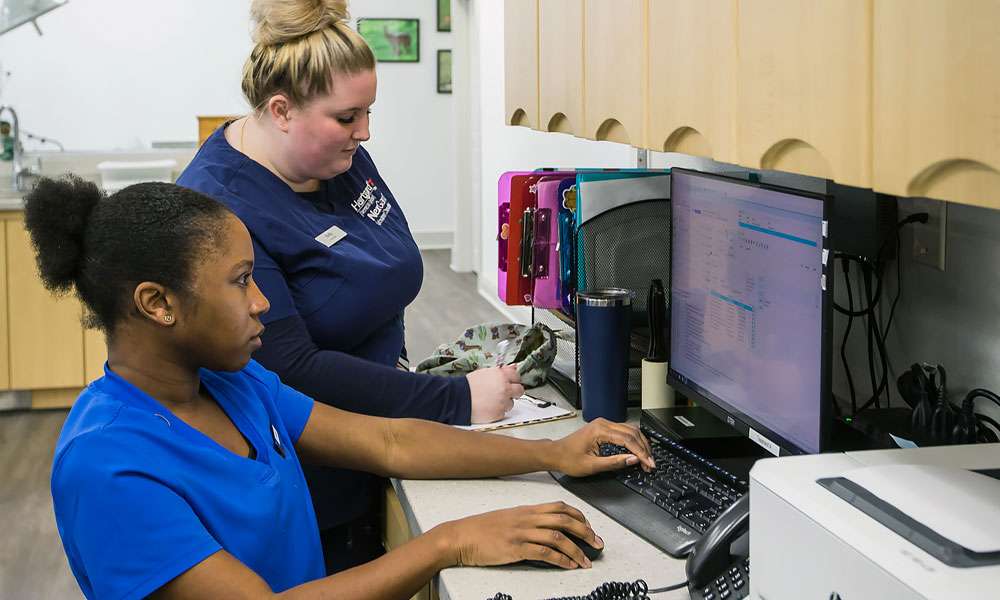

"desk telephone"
[488,494,750,600]
[686,494,750,600]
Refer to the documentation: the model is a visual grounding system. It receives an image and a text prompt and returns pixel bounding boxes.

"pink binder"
[499,170,576,306]
[532,175,576,308]
[497,171,534,303]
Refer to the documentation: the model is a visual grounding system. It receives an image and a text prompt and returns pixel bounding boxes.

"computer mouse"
[518,531,604,568]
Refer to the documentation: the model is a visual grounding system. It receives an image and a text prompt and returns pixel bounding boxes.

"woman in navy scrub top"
[27,175,655,600]
[177,0,521,572]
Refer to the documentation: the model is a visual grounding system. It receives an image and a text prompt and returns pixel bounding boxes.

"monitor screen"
[669,169,829,454]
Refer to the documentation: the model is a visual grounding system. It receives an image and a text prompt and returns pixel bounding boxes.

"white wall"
[353,0,456,245]
[0,0,456,242]
[0,0,252,150]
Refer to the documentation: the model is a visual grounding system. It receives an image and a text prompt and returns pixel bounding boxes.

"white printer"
[750,443,1000,599]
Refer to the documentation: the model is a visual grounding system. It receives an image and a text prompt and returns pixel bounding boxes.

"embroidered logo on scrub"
[351,178,392,225]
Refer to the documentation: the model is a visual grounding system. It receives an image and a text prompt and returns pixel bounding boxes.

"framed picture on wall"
[437,0,451,32]
[357,18,419,62]
[437,49,452,94]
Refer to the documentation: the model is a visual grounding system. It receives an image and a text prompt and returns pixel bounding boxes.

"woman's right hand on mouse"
[434,501,603,569]
[468,364,524,423]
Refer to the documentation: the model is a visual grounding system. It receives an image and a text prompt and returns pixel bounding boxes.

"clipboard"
[457,395,576,432]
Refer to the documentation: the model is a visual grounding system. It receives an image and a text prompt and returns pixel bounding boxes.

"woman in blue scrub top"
[177,0,520,571]
[27,175,654,599]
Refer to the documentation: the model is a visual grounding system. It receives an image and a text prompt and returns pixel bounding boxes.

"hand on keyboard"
[599,432,744,534]
[552,418,656,477]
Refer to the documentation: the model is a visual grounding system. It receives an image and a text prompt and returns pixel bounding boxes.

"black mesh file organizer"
[574,198,671,408]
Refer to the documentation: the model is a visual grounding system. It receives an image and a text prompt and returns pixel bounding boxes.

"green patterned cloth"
[415,322,557,387]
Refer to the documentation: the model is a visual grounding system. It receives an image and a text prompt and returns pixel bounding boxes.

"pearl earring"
[163,314,174,323]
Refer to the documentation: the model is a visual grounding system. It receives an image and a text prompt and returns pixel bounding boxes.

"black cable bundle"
[834,212,930,418]
[954,388,1000,443]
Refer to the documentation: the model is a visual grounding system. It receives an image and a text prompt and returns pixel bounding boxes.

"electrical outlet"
[899,197,947,271]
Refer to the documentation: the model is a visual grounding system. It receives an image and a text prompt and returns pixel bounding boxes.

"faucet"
[0,105,29,192]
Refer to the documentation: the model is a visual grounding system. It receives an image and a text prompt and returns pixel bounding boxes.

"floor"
[0,250,505,599]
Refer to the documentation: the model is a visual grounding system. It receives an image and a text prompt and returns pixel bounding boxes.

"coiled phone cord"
[488,578,688,600]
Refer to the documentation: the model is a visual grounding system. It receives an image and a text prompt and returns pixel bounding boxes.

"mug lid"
[577,288,633,307]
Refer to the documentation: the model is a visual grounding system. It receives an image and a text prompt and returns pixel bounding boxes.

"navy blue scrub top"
[179,127,422,367]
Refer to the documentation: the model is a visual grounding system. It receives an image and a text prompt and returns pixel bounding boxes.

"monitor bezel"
[666,168,833,456]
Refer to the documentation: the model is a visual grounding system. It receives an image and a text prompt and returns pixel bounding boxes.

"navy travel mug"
[577,288,633,422]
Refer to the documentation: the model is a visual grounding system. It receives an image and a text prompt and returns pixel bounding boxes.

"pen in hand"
[521,395,552,408]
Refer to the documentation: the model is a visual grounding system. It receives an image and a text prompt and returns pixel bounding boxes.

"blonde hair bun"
[251,0,350,46]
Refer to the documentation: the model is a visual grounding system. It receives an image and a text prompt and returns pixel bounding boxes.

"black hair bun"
[23,175,102,293]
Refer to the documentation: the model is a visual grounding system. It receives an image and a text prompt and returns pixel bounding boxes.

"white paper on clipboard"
[456,396,575,432]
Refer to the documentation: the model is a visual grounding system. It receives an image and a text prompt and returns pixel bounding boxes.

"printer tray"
[553,471,697,558]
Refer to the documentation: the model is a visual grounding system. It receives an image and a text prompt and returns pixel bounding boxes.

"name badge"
[315,225,347,247]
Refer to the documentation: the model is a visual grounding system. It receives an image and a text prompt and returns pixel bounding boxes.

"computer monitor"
[668,169,831,455]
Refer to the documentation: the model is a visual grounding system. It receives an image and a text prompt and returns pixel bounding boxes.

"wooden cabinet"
[6,219,86,390]
[538,0,584,136]
[504,0,539,128]
[584,0,647,145]
[505,0,1000,208]
[197,116,239,146]
[383,484,435,600]
[647,0,737,162]
[874,0,1000,209]
[0,223,7,391]
[84,328,107,383]
[737,0,871,188]
[0,212,100,408]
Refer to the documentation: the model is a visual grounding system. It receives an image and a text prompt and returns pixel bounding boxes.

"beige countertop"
[0,147,198,210]
[392,391,690,600]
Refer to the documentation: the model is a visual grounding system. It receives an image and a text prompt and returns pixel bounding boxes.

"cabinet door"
[874,0,1000,209]
[383,484,433,600]
[84,328,107,384]
[538,0,585,136]
[7,220,86,390]
[584,0,647,145]
[539,0,585,136]
[505,0,540,128]
[647,0,737,162]
[737,0,872,188]
[0,223,7,390]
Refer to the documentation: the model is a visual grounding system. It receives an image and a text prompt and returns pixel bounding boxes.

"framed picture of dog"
[357,18,420,63]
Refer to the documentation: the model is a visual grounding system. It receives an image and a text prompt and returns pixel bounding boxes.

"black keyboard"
[555,424,747,557]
